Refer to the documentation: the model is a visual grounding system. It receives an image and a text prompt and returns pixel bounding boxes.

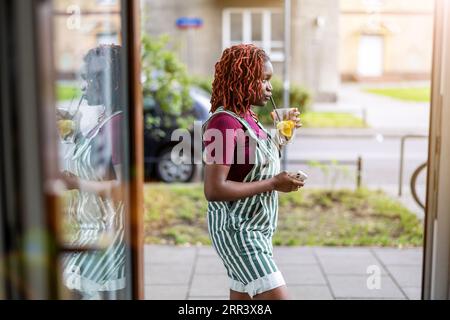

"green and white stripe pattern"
[63,112,126,296]
[203,107,281,288]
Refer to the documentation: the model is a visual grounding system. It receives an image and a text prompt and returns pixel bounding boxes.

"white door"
[358,35,384,77]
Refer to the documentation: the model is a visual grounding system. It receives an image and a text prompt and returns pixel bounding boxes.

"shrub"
[141,34,194,133]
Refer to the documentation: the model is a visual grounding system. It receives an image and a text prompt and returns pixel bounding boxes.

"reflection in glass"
[60,44,126,300]
[52,0,130,300]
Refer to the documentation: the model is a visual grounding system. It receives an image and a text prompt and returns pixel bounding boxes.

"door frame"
[422,0,450,300]
[123,0,144,300]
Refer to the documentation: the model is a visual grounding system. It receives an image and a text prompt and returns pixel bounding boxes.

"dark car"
[143,87,210,182]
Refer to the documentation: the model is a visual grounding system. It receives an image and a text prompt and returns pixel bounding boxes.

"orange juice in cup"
[273,108,297,145]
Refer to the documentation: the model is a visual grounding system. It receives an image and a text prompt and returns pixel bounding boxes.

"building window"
[223,8,284,62]
[96,0,117,5]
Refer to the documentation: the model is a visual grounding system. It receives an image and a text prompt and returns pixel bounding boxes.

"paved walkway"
[144,245,423,300]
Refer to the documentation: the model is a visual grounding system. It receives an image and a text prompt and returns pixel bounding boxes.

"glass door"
[48,0,143,300]
[0,0,143,300]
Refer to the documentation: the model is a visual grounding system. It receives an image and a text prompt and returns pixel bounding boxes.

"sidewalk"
[312,82,430,132]
[144,245,423,300]
[296,127,428,139]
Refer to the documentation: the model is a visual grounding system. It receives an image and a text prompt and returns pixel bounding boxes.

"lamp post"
[282,0,291,171]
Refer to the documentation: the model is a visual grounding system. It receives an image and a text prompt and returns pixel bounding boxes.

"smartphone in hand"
[295,170,308,181]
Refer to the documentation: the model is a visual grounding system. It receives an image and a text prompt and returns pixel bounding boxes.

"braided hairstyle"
[210,44,270,116]
[83,44,123,113]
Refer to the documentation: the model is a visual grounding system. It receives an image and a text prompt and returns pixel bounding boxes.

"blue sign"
[176,17,203,29]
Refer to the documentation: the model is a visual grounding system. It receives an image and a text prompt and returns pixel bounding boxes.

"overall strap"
[204,107,278,162]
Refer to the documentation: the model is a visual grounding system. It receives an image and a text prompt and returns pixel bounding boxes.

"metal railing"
[285,157,363,189]
[398,134,428,196]
[410,161,427,209]
[200,156,363,189]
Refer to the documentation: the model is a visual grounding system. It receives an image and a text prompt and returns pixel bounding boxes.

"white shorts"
[229,271,286,298]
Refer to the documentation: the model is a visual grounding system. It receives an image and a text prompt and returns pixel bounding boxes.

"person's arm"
[62,165,122,202]
[62,114,124,201]
[204,164,304,202]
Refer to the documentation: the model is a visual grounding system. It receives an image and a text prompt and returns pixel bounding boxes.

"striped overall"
[63,111,125,297]
[203,107,285,297]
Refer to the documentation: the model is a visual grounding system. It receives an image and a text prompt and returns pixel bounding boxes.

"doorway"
[358,35,384,77]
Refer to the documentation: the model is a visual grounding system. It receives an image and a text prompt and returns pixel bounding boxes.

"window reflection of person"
[61,45,125,300]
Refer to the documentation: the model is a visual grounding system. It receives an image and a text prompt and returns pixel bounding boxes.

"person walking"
[203,44,303,300]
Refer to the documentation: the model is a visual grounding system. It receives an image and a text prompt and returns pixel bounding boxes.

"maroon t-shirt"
[204,111,267,182]
[87,113,123,180]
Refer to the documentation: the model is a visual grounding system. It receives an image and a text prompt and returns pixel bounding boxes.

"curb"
[294,128,429,139]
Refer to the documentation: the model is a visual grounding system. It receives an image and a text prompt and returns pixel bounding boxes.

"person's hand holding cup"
[270,107,302,146]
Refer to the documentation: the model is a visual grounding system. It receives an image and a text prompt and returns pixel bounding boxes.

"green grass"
[302,112,367,128]
[144,183,423,247]
[56,84,82,102]
[364,87,430,102]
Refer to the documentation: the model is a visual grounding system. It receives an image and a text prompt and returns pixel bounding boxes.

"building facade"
[142,0,340,102]
[340,0,435,81]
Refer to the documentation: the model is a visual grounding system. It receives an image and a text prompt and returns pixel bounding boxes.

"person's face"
[252,60,273,107]
[80,63,103,106]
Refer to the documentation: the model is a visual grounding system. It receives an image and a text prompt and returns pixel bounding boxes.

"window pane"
[230,13,243,41]
[271,12,283,42]
[251,13,262,42]
[52,0,131,300]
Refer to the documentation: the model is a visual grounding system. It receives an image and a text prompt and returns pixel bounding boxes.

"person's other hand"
[270,108,302,129]
[271,171,304,193]
[60,170,80,190]
[289,108,302,129]
[56,108,73,121]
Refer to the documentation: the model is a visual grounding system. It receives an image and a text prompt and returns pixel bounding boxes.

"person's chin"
[253,100,267,107]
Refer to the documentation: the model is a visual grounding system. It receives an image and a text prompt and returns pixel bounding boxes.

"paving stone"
[196,256,226,274]
[386,265,423,287]
[373,248,423,266]
[317,256,388,275]
[198,246,217,257]
[145,285,188,300]
[328,275,405,299]
[314,247,375,257]
[402,287,422,300]
[145,245,196,264]
[280,265,327,285]
[288,285,333,300]
[190,274,230,297]
[273,247,317,265]
[145,264,193,285]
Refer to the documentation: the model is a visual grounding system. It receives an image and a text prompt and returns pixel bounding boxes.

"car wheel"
[155,146,196,183]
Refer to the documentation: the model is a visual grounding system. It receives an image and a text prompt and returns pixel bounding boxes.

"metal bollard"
[357,156,362,189]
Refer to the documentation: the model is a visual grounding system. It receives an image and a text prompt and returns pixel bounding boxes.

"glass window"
[223,8,284,62]
[251,13,263,42]
[271,12,283,42]
[230,13,243,42]
[52,0,132,300]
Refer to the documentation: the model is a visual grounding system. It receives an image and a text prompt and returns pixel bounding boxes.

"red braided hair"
[210,44,269,117]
